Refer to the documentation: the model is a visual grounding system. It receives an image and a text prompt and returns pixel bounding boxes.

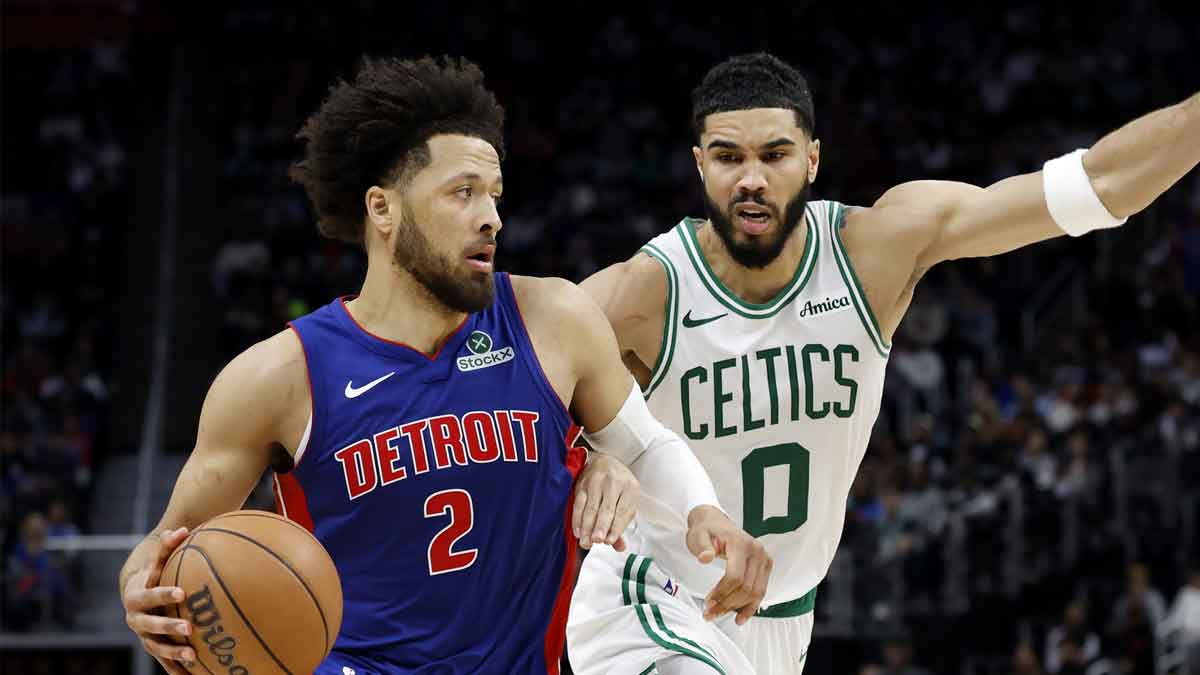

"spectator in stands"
[1050,633,1090,675]
[44,497,83,583]
[1019,428,1057,491]
[1011,641,1046,675]
[878,636,932,675]
[1045,601,1101,673]
[1108,563,1167,635]
[1055,432,1101,501]
[4,511,72,630]
[44,498,80,541]
[1166,566,1200,671]
[1112,599,1156,675]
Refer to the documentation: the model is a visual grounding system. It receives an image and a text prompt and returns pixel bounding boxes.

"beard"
[703,178,811,269]
[392,204,494,313]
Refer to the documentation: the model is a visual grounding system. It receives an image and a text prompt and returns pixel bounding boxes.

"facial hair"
[703,177,811,269]
[392,203,494,313]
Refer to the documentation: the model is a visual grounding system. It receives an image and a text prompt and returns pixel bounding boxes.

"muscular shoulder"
[845,181,983,256]
[839,184,952,266]
[203,328,310,449]
[578,253,667,347]
[223,329,307,398]
[508,274,611,340]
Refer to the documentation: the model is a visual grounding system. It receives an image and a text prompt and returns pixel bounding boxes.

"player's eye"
[764,151,786,161]
[716,153,739,163]
[456,186,473,199]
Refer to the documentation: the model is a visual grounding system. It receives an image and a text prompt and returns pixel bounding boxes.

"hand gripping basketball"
[123,527,196,675]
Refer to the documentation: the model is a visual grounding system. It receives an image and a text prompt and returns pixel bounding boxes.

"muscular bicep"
[153,337,302,532]
[561,284,640,434]
[579,254,667,387]
[878,175,1064,270]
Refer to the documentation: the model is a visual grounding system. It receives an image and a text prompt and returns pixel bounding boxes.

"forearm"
[583,382,723,522]
[1085,92,1200,218]
[628,433,723,520]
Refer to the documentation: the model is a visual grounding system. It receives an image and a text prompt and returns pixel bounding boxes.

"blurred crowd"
[1,37,132,630]
[4,1,1199,673]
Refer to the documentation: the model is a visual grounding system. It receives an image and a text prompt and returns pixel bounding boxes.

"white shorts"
[567,544,814,674]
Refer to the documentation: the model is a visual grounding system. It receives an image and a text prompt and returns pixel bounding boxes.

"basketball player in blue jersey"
[568,54,1199,673]
[117,56,773,674]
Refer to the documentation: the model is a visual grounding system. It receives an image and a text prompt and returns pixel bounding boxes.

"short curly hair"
[290,55,506,244]
[691,53,815,141]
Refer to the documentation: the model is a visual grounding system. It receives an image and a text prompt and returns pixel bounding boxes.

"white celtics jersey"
[634,200,890,608]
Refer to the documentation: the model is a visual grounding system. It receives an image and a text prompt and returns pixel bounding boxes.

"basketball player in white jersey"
[567,53,1200,674]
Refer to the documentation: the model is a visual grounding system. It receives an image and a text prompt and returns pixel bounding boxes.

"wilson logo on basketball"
[186,585,250,675]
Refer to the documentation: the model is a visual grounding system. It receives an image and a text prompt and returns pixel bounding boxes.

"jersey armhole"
[292,411,313,465]
[286,323,323,470]
[828,202,892,359]
[638,245,679,400]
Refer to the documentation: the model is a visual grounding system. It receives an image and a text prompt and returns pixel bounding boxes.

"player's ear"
[365,185,396,239]
[807,138,820,184]
[692,146,704,183]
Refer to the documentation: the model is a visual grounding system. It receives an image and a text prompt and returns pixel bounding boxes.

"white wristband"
[1042,148,1127,237]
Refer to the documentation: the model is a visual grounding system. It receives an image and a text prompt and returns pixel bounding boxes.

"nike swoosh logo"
[344,371,396,398]
[681,310,728,328]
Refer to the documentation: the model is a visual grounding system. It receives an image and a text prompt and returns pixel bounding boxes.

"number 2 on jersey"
[424,489,478,575]
[741,442,810,537]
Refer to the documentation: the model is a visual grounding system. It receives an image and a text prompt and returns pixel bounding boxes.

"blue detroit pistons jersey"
[274,273,585,674]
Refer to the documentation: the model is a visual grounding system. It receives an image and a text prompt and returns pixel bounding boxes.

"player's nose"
[735,161,769,194]
[478,198,502,234]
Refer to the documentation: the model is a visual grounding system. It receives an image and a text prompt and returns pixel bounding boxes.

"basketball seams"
[214,510,318,540]
[166,543,184,621]
[188,543,296,675]
[196,525,332,654]
[173,545,218,675]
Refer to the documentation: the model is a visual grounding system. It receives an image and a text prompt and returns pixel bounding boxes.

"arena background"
[3,1,1199,673]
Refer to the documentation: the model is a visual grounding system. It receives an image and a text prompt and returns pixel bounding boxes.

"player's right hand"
[685,505,773,626]
[573,453,640,551]
[122,527,196,675]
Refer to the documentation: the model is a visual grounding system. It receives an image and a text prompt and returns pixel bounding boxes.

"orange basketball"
[162,510,343,674]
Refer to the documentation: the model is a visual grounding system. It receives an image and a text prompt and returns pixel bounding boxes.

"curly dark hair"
[290,55,506,243]
[691,52,815,141]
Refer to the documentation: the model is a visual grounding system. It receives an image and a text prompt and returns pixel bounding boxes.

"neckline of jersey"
[335,295,473,362]
[675,204,820,319]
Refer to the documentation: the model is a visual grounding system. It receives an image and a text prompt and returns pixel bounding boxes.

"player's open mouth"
[734,204,773,235]
[465,243,496,272]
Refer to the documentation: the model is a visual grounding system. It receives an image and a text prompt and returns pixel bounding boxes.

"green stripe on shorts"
[621,555,725,674]
[622,554,636,605]
[634,604,727,675]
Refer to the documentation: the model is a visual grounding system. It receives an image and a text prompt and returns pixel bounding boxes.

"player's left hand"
[686,505,773,625]
[573,453,639,551]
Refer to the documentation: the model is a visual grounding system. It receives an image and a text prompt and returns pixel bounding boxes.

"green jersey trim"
[674,208,819,319]
[640,244,680,399]
[829,202,891,357]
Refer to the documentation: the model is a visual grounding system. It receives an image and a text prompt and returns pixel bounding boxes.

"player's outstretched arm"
[872,91,1200,271]
[117,330,306,674]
